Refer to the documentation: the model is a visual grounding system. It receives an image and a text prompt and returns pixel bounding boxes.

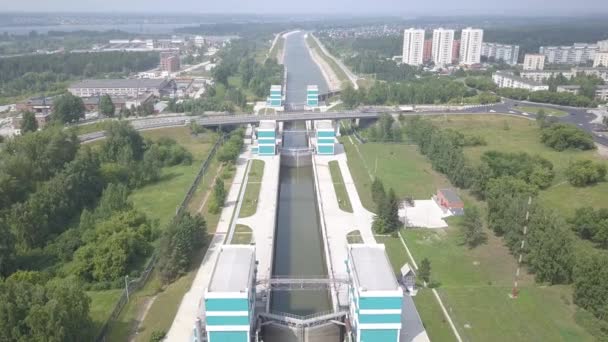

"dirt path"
[128,295,157,342]
[197,165,224,213]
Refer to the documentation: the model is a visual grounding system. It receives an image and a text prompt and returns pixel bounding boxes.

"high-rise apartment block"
[431,28,455,67]
[423,39,433,63]
[160,52,180,73]
[594,52,608,68]
[459,28,484,65]
[481,43,520,65]
[523,54,546,70]
[402,28,425,66]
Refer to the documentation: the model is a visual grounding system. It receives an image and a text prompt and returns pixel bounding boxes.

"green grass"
[346,230,363,244]
[72,120,111,135]
[518,105,569,117]
[341,137,449,212]
[328,161,353,212]
[239,160,264,218]
[427,115,608,216]
[231,224,253,244]
[87,289,123,334]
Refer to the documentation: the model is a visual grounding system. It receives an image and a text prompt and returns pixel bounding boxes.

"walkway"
[236,153,281,282]
[165,151,250,341]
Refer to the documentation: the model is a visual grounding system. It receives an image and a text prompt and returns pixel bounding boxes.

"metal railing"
[94,135,224,342]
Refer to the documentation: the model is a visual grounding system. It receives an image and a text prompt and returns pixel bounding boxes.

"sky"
[0,0,607,15]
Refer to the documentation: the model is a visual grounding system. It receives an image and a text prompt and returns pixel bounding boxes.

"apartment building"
[459,28,484,65]
[523,54,546,70]
[402,28,425,66]
[540,43,598,64]
[480,42,520,65]
[431,28,455,67]
[492,71,549,91]
[593,52,608,68]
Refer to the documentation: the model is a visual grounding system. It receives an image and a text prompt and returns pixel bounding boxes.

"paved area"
[401,295,431,342]
[236,153,281,282]
[312,148,376,307]
[165,151,250,341]
[399,199,452,229]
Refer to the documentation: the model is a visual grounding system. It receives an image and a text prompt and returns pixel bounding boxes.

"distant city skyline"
[2,0,608,15]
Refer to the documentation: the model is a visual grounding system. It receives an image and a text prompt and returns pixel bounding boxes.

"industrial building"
[267,85,282,107]
[203,245,256,342]
[315,120,336,155]
[480,42,520,65]
[346,244,403,342]
[254,120,277,156]
[402,28,425,66]
[68,78,174,98]
[459,28,484,65]
[307,85,320,107]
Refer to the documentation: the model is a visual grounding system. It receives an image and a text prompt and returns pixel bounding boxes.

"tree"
[99,94,116,117]
[52,93,85,123]
[540,123,595,151]
[573,252,608,319]
[20,111,38,133]
[461,205,486,248]
[213,178,226,208]
[371,178,386,205]
[418,258,431,284]
[341,85,360,109]
[0,219,15,277]
[565,160,607,187]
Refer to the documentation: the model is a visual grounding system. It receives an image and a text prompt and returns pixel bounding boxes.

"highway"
[78,100,608,146]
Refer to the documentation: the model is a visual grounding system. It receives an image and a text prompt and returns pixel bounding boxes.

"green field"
[517,105,569,117]
[328,161,353,212]
[240,160,264,218]
[231,224,253,244]
[87,289,123,334]
[341,118,602,341]
[428,115,608,216]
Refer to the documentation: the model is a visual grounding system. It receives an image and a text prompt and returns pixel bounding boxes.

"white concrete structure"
[540,43,598,64]
[431,28,455,67]
[459,27,483,65]
[598,39,608,52]
[593,52,608,68]
[398,200,453,229]
[520,70,574,83]
[481,42,520,65]
[402,28,425,66]
[523,54,546,71]
[492,71,549,91]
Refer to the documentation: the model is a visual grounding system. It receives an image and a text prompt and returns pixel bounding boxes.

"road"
[78,101,607,146]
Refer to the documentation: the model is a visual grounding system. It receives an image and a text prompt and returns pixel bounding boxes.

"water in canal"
[270,31,331,316]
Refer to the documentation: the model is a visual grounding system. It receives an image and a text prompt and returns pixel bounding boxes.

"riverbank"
[305,33,344,92]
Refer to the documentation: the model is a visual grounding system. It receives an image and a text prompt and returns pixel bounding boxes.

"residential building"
[254,120,277,156]
[266,84,282,107]
[481,42,520,65]
[571,67,608,82]
[492,71,549,91]
[315,120,335,155]
[423,39,433,63]
[16,96,53,114]
[203,245,256,342]
[68,79,174,98]
[540,43,598,64]
[11,111,52,132]
[346,244,403,342]
[431,28,455,67]
[520,70,574,83]
[523,54,546,70]
[436,188,464,215]
[595,85,608,101]
[556,85,581,95]
[306,85,319,107]
[452,40,460,63]
[402,28,425,66]
[459,28,484,65]
[160,52,180,73]
[597,39,608,52]
[593,51,608,67]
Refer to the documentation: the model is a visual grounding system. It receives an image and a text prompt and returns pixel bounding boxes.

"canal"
[270,31,331,316]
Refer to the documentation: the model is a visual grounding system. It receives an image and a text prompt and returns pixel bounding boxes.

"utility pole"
[125,275,130,302]
[511,196,532,299]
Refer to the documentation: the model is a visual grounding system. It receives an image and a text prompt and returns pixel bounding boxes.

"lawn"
[341,137,449,212]
[517,105,569,117]
[239,160,264,218]
[87,289,123,334]
[328,161,353,212]
[231,224,253,244]
[341,125,599,341]
[427,115,608,216]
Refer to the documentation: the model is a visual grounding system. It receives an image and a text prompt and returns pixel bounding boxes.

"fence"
[94,134,224,342]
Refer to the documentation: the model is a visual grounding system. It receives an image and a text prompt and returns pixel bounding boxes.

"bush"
[540,123,595,151]
[566,160,607,187]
